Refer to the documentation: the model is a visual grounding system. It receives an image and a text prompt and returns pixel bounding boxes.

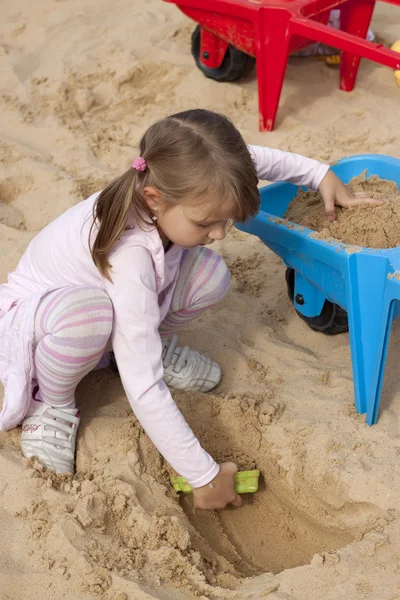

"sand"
[286,173,400,248]
[1,1,400,599]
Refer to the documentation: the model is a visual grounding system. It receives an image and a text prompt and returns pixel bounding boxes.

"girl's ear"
[143,186,164,212]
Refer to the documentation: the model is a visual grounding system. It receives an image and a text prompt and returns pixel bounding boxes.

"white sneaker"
[162,335,221,392]
[21,398,80,474]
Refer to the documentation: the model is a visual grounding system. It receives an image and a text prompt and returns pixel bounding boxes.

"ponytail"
[90,169,151,281]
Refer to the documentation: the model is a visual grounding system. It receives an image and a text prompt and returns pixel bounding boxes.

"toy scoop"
[171,470,260,494]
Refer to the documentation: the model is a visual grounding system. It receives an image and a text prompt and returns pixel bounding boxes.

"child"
[0,109,381,511]
[295,9,375,58]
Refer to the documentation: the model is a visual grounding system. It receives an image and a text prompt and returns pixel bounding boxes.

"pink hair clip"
[131,156,147,172]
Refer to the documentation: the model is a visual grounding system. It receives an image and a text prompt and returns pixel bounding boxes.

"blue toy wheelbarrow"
[236,154,400,425]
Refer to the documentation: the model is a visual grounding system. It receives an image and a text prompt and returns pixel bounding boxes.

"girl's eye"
[197,223,209,229]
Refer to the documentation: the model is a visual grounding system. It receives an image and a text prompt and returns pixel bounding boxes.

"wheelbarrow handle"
[290,16,400,71]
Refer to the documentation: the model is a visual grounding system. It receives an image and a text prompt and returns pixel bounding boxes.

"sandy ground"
[1,1,400,599]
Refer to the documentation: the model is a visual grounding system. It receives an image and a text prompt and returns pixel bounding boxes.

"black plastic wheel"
[285,268,349,335]
[191,25,255,83]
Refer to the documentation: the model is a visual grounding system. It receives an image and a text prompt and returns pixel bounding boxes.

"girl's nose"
[208,225,226,241]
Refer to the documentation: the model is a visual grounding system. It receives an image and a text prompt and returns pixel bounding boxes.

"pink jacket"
[0,146,329,486]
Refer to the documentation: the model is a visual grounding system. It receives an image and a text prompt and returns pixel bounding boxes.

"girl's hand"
[192,462,243,510]
[318,169,385,222]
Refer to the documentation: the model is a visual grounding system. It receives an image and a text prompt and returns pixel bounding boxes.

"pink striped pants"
[33,247,230,408]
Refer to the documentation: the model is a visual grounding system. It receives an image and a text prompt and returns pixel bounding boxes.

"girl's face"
[144,187,237,249]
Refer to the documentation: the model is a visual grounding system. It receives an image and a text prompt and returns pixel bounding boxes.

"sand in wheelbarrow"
[285,173,400,248]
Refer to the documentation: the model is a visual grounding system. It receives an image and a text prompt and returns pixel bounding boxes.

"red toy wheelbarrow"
[163,0,400,131]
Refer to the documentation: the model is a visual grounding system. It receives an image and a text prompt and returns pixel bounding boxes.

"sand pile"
[285,173,400,248]
[2,0,400,599]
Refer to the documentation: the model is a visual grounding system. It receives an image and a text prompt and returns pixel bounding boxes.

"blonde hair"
[90,109,260,280]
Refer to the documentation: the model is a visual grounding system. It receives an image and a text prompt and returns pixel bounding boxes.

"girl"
[0,109,380,511]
